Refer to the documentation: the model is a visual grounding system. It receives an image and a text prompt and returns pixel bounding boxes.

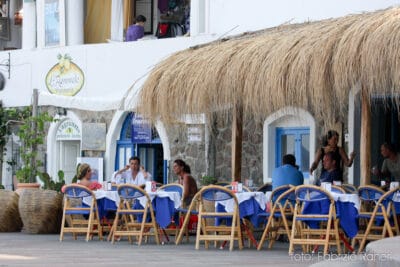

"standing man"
[126,15,146,41]
[272,154,304,189]
[113,156,147,185]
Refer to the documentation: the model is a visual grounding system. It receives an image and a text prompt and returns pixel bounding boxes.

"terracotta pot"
[15,183,41,195]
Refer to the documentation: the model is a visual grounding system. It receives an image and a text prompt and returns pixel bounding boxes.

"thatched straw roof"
[136,7,400,125]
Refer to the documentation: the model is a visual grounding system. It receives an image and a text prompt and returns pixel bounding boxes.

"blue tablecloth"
[96,198,118,219]
[302,200,358,238]
[133,196,177,228]
[216,197,265,227]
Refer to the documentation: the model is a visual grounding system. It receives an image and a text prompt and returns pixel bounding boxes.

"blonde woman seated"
[62,163,102,192]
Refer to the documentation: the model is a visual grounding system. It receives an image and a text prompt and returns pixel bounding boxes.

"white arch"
[46,111,82,179]
[105,112,171,180]
[263,107,316,184]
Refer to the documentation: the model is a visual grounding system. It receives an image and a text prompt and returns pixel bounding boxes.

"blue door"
[116,113,165,184]
[276,127,310,178]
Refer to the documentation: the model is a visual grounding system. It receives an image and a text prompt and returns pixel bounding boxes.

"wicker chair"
[258,185,295,250]
[341,184,357,194]
[352,185,399,252]
[257,183,273,193]
[289,185,341,255]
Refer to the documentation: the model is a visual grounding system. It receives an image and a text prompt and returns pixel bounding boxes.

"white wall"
[0,35,215,109]
[206,0,400,37]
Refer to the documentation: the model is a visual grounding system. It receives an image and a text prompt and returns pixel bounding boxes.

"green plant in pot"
[39,171,65,192]
[15,107,54,187]
[200,175,217,186]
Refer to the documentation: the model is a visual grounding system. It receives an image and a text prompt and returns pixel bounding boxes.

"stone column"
[65,0,84,45]
[22,1,36,49]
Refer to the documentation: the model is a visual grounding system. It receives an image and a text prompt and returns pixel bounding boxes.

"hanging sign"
[45,53,85,96]
[131,114,152,144]
[56,119,81,140]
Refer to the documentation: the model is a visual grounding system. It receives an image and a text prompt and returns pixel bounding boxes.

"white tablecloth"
[330,192,360,211]
[139,191,182,209]
[217,192,267,213]
[83,190,181,210]
[82,190,120,206]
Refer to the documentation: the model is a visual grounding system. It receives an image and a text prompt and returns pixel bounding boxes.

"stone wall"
[214,118,264,186]
[167,124,206,184]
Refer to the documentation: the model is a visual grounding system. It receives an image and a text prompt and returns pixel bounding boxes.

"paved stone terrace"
[0,233,311,267]
[2,233,396,267]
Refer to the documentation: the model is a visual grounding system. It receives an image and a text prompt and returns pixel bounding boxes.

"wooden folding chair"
[258,185,295,250]
[158,183,184,242]
[110,184,160,245]
[289,185,341,256]
[354,187,400,253]
[195,185,243,251]
[351,185,385,249]
[175,191,200,245]
[59,184,103,242]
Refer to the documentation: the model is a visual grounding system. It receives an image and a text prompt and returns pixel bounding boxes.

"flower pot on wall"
[18,189,63,234]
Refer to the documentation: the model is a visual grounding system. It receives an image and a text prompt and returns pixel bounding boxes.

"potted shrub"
[200,175,217,186]
[15,107,54,189]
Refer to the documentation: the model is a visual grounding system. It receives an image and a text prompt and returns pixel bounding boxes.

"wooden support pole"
[31,88,38,183]
[360,89,371,185]
[231,106,243,182]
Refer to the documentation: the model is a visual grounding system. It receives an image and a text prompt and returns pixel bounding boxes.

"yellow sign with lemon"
[45,54,85,96]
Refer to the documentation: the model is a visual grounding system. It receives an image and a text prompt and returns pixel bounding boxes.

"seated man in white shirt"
[113,156,147,186]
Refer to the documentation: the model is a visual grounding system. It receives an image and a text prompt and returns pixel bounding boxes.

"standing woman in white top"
[113,156,147,185]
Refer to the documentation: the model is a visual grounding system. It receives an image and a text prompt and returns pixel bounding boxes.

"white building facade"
[0,0,399,189]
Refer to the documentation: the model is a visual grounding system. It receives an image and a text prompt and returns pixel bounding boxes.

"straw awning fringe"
[136,7,400,126]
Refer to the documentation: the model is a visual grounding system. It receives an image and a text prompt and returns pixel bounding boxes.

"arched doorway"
[115,113,164,184]
[263,107,316,184]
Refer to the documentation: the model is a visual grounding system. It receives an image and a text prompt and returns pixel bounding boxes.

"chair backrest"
[342,183,357,193]
[200,185,237,203]
[215,181,230,186]
[63,184,93,198]
[159,183,184,198]
[274,187,296,210]
[295,185,334,215]
[270,184,293,204]
[257,183,272,193]
[376,187,400,211]
[358,185,385,202]
[331,185,346,194]
[295,185,333,203]
[117,184,147,200]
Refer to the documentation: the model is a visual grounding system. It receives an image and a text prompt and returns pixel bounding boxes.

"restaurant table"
[83,190,181,228]
[137,190,182,228]
[82,190,119,219]
[302,192,360,238]
[216,191,267,227]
